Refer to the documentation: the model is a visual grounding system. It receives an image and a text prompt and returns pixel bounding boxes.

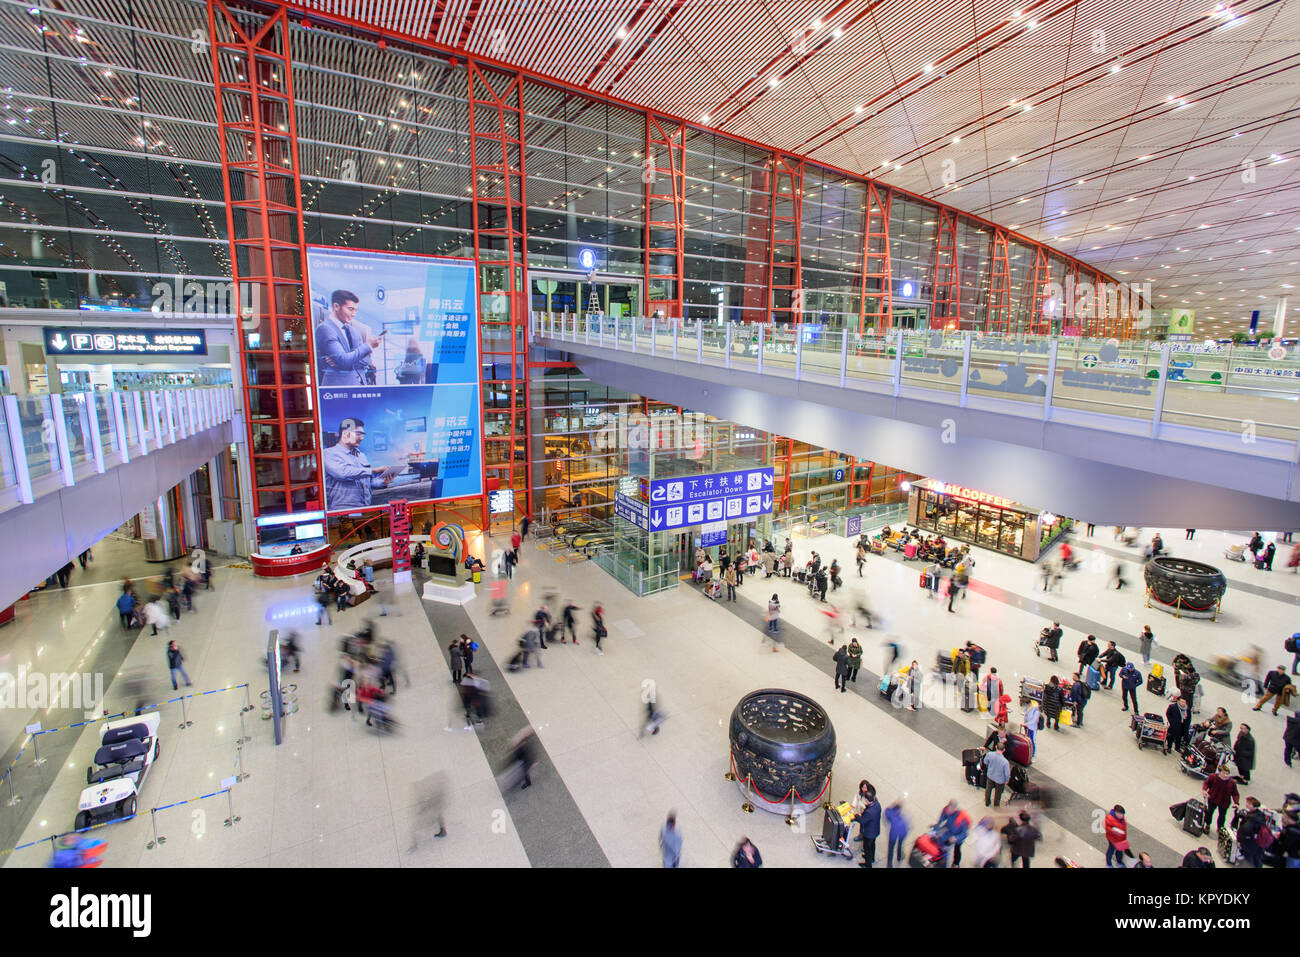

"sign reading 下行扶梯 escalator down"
[648,467,774,531]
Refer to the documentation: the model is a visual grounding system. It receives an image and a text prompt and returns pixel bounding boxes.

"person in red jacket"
[510,529,522,563]
[1105,804,1130,868]
[1201,766,1240,832]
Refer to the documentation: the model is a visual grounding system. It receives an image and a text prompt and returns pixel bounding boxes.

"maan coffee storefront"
[905,479,1071,562]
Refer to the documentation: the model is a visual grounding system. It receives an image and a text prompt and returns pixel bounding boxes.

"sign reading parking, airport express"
[614,492,649,530]
[648,467,774,531]
[44,327,207,356]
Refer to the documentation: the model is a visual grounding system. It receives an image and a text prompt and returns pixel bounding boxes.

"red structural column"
[987,228,1012,335]
[468,63,532,526]
[930,206,959,330]
[645,115,686,319]
[1063,260,1079,332]
[206,1,321,526]
[767,156,803,325]
[742,159,772,323]
[858,181,892,333]
[1027,244,1050,335]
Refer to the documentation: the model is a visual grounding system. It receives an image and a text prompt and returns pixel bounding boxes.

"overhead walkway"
[0,386,237,608]
[532,315,1300,529]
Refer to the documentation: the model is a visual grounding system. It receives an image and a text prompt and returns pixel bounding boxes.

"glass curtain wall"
[800,167,865,329]
[681,131,772,323]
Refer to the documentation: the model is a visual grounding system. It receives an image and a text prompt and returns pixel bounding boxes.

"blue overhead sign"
[648,467,774,531]
[614,492,649,530]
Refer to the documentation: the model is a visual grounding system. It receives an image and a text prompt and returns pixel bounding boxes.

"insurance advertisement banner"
[306,247,482,511]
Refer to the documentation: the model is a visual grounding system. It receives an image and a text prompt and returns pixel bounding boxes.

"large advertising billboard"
[307,247,482,511]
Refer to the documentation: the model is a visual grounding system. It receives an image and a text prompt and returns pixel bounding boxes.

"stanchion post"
[741,775,754,814]
[242,683,253,714]
[223,788,240,828]
[31,734,45,768]
[178,693,192,729]
[3,767,19,807]
[823,770,833,810]
[235,743,249,782]
[236,709,250,745]
[145,808,166,849]
[785,790,797,827]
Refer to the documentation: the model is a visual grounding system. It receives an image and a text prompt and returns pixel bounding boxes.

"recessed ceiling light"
[699,114,711,123]
[923,63,934,72]
[833,27,844,38]
[952,136,960,143]
[1110,63,1121,73]
[768,76,780,88]
[616,26,628,38]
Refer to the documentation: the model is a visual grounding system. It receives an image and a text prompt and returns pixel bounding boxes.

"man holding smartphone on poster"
[324,417,402,508]
[317,289,384,386]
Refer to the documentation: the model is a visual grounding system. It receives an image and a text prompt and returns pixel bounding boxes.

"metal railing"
[0,384,237,512]
[533,313,1300,454]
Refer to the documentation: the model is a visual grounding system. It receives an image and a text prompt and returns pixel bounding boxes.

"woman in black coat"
[1041,676,1064,731]
[1233,725,1255,784]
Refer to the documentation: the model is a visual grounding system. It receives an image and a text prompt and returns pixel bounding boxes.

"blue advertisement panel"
[648,467,774,531]
[319,386,482,509]
[306,247,482,512]
[307,247,477,387]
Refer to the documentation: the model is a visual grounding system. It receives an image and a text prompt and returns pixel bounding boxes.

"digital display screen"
[295,523,324,540]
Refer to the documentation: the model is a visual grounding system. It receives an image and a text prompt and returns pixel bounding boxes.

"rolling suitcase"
[1086,665,1102,690]
[1217,826,1240,865]
[507,651,524,673]
[1008,763,1029,794]
[961,675,977,712]
[1146,672,1166,695]
[1006,733,1033,767]
[1183,798,1209,837]
[962,748,986,787]
[879,674,897,700]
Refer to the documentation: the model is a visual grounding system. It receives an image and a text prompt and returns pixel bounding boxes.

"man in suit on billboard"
[323,417,401,508]
[316,290,381,386]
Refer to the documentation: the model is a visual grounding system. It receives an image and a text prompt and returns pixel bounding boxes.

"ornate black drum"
[728,689,836,802]
[1143,556,1227,611]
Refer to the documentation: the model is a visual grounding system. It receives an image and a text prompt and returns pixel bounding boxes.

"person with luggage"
[1233,724,1255,785]
[933,800,970,868]
[885,800,910,868]
[1042,676,1065,731]
[924,559,941,598]
[1097,641,1125,690]
[518,628,542,669]
[1253,665,1294,715]
[116,590,138,631]
[1041,621,1062,662]
[1104,804,1130,868]
[1201,766,1240,833]
[852,780,881,867]
[1119,661,1142,713]
[982,744,1011,808]
[846,638,863,684]
[833,645,851,693]
[1070,673,1091,728]
[505,728,537,790]
[856,541,867,577]
[1166,695,1191,755]
[1077,635,1100,677]
[964,642,986,681]
[532,604,552,649]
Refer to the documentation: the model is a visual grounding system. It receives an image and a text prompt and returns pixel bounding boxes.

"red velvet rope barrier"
[728,750,833,806]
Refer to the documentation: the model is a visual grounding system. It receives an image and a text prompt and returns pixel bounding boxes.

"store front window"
[911,480,1044,561]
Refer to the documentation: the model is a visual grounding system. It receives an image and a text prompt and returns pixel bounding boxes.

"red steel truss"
[767,156,803,325]
[206,0,320,523]
[930,206,959,330]
[859,181,892,333]
[469,63,532,525]
[1027,244,1050,336]
[645,115,686,318]
[987,228,1012,335]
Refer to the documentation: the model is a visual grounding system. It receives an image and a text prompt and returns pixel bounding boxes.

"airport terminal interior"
[0,0,1298,882]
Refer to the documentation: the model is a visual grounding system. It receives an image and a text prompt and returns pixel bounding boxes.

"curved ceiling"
[297,0,1300,336]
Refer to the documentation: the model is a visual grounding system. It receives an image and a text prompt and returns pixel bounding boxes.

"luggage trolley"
[1130,712,1167,751]
[810,801,855,860]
